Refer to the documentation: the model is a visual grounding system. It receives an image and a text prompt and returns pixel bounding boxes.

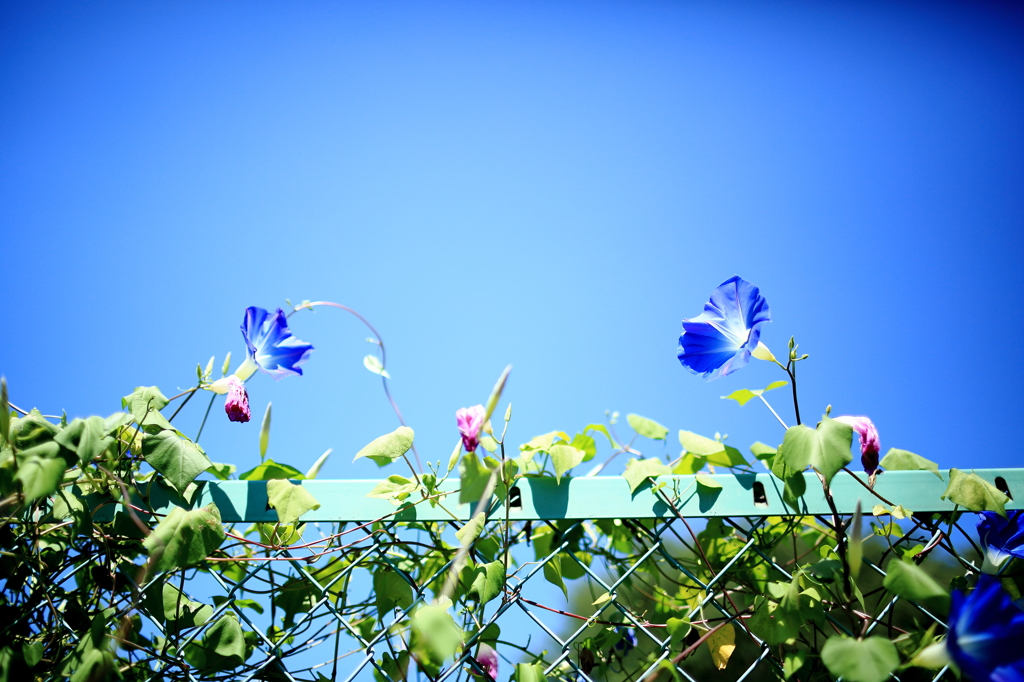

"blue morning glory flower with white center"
[234,307,314,381]
[677,276,772,380]
[917,575,1024,681]
[207,307,313,421]
[978,510,1024,573]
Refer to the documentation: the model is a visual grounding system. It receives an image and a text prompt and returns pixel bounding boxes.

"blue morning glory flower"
[945,575,1024,682]
[677,276,772,380]
[978,510,1024,573]
[613,627,636,653]
[235,307,314,381]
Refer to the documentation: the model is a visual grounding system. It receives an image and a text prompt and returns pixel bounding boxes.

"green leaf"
[409,604,463,670]
[125,385,173,431]
[259,402,271,461]
[0,377,9,443]
[584,423,617,449]
[715,445,749,467]
[366,475,419,502]
[15,454,67,503]
[459,451,496,504]
[21,642,42,669]
[375,651,409,682]
[238,459,304,481]
[479,435,499,453]
[570,433,598,462]
[353,426,414,467]
[469,560,505,605]
[142,430,212,494]
[879,448,942,479]
[267,479,321,526]
[374,567,414,620]
[750,442,777,460]
[747,581,804,645]
[550,443,586,483]
[882,559,951,616]
[783,651,807,679]
[779,417,853,486]
[666,617,690,649]
[207,462,236,480]
[482,365,512,424]
[821,636,900,682]
[162,583,213,634]
[721,381,788,406]
[456,512,486,547]
[695,474,722,490]
[627,414,669,440]
[673,453,704,475]
[623,458,671,494]
[543,555,567,599]
[9,412,58,450]
[144,504,225,573]
[942,468,1009,516]
[185,612,246,672]
[513,663,548,682]
[678,429,721,455]
[362,354,391,379]
[54,416,114,463]
[306,448,332,480]
[519,431,568,456]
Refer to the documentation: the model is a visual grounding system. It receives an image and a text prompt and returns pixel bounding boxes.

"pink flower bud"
[456,405,486,453]
[475,643,499,680]
[833,415,880,476]
[224,376,251,423]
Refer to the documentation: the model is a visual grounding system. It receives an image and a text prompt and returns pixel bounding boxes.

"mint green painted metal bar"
[144,468,1022,523]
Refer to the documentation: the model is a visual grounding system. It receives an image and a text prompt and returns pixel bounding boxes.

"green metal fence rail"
[43,470,1024,682]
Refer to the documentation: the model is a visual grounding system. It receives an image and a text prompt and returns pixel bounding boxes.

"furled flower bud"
[833,415,880,476]
[456,404,486,453]
[475,643,499,680]
[224,376,251,423]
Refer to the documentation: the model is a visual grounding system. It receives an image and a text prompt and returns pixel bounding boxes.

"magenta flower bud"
[456,404,486,453]
[224,376,251,423]
[833,415,880,476]
[475,643,499,680]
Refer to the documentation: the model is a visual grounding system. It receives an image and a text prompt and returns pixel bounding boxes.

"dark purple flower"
[833,415,880,476]
[677,276,772,381]
[224,376,251,423]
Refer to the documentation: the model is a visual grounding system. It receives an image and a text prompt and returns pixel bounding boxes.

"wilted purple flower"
[457,405,486,453]
[235,307,314,381]
[475,643,499,680]
[677,276,772,380]
[945,575,1024,681]
[833,416,880,476]
[977,510,1024,573]
[224,376,251,423]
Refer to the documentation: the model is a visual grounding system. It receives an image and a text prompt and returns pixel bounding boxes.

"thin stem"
[788,362,801,425]
[293,300,423,472]
[167,387,199,422]
[758,395,789,430]
[195,393,217,443]
[817,472,852,599]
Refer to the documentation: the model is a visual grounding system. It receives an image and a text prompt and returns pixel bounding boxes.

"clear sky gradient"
[2,1,1023,480]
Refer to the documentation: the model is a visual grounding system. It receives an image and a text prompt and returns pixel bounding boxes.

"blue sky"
[2,1,1023,480]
